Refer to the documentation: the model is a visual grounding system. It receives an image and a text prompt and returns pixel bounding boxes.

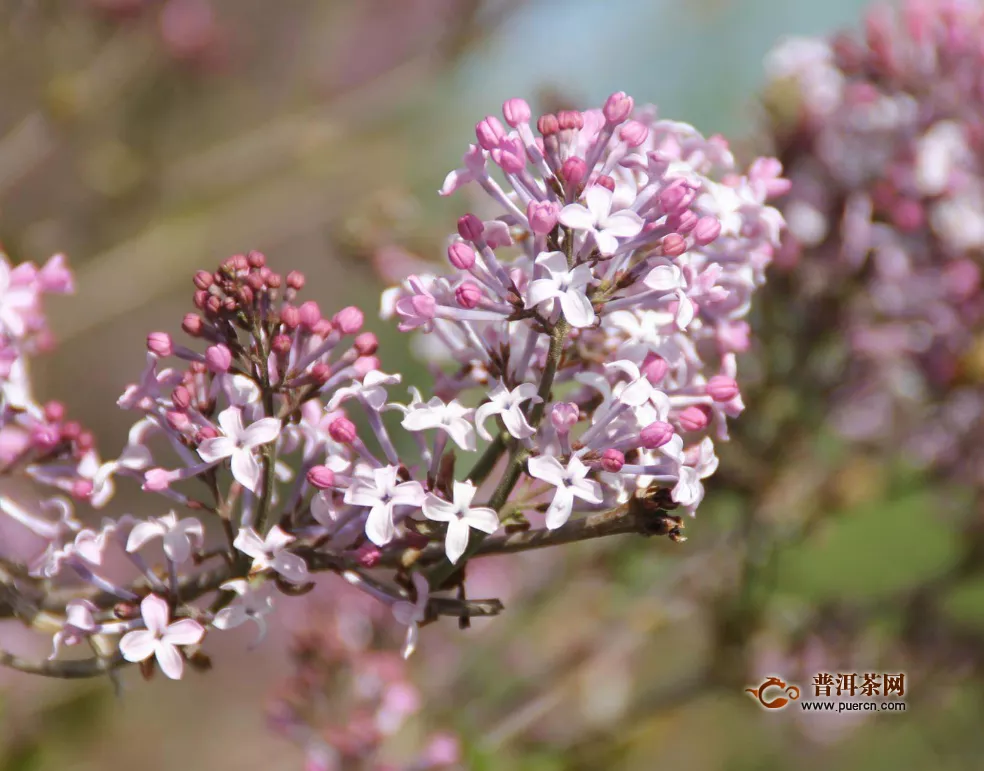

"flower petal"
[559,290,596,328]
[558,202,596,231]
[162,618,205,646]
[444,520,471,564]
[422,494,457,523]
[365,503,396,546]
[473,401,501,442]
[231,448,262,493]
[155,642,185,680]
[525,279,561,309]
[274,552,310,584]
[602,209,644,238]
[545,487,575,530]
[197,436,236,463]
[464,506,499,535]
[500,406,535,439]
[242,418,281,449]
[119,630,157,663]
[125,521,164,554]
[140,594,170,635]
[527,455,566,486]
[217,407,246,441]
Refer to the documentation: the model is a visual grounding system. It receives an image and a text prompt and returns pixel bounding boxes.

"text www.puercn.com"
[799,701,907,712]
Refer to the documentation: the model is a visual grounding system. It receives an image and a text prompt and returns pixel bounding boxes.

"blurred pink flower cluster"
[764,0,984,482]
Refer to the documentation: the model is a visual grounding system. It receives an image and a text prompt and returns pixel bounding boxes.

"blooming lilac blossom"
[234,525,310,584]
[422,481,499,563]
[126,510,204,563]
[197,406,281,492]
[119,594,205,680]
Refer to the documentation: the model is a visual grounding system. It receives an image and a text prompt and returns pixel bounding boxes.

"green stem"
[466,433,508,484]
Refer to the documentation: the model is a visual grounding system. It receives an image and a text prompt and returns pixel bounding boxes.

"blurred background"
[8,0,984,769]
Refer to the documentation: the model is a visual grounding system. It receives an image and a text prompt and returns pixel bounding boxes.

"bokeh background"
[6,0,983,769]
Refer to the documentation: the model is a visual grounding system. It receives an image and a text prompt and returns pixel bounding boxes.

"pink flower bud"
[193,270,213,290]
[172,386,192,410]
[143,468,173,492]
[247,250,266,269]
[640,421,675,449]
[356,544,382,568]
[76,431,95,452]
[672,210,699,234]
[298,301,321,331]
[272,335,292,356]
[71,479,94,500]
[197,425,219,441]
[595,175,616,192]
[562,157,587,187]
[313,319,333,338]
[329,416,357,444]
[641,353,669,384]
[61,421,81,441]
[502,97,531,127]
[457,214,485,242]
[246,272,265,291]
[678,405,710,432]
[353,355,380,378]
[475,115,506,150]
[306,465,335,489]
[537,113,559,136]
[659,180,691,213]
[182,313,204,337]
[493,138,526,173]
[280,305,300,329]
[527,200,560,235]
[706,375,739,402]
[332,306,364,335]
[618,120,649,147]
[286,270,305,290]
[266,272,282,289]
[603,91,634,124]
[448,241,477,270]
[693,216,722,245]
[146,332,173,357]
[309,362,331,385]
[662,233,687,257]
[600,449,625,473]
[455,281,482,309]
[353,332,378,356]
[31,423,60,449]
[165,410,191,431]
[43,401,65,422]
[557,110,584,131]
[205,344,233,373]
[550,402,579,433]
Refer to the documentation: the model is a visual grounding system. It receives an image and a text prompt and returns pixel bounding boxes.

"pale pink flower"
[422,481,499,564]
[119,594,204,680]
[197,406,281,492]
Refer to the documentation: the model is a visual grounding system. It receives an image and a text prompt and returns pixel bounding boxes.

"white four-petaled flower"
[558,185,644,256]
[527,455,603,529]
[400,393,476,451]
[326,370,402,411]
[197,406,281,493]
[126,511,204,564]
[474,381,540,441]
[118,594,205,680]
[343,465,426,546]
[525,250,596,328]
[212,579,275,646]
[391,572,430,659]
[233,525,310,584]
[422,481,500,564]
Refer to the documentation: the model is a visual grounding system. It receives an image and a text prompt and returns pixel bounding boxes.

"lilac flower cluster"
[383,93,785,521]
[0,94,782,713]
[763,0,984,481]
